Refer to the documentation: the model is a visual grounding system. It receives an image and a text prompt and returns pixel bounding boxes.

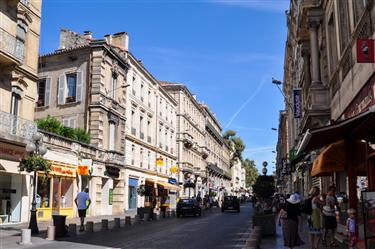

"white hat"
[287,194,301,204]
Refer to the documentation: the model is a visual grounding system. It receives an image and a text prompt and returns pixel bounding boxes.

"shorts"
[324,215,337,230]
[78,209,86,218]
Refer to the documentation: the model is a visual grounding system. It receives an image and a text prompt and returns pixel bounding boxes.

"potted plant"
[19,155,51,173]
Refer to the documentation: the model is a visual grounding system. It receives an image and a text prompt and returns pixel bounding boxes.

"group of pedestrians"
[278,185,346,249]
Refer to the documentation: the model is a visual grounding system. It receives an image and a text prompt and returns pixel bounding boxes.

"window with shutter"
[109,122,115,151]
[45,77,51,107]
[76,71,83,102]
[58,74,66,105]
[37,79,46,107]
[66,73,77,103]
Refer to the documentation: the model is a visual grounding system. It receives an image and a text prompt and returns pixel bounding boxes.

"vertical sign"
[357,39,374,63]
[293,89,302,118]
[109,188,113,205]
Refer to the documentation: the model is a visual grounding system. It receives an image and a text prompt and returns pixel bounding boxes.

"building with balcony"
[160,82,208,197]
[201,104,231,202]
[35,29,129,218]
[0,0,42,224]
[124,51,178,214]
[279,1,375,246]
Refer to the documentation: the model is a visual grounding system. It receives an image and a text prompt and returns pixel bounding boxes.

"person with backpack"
[306,187,325,249]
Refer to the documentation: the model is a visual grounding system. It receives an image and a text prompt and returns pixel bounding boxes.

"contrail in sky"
[225,75,268,129]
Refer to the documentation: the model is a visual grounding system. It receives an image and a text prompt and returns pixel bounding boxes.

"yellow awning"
[156,181,180,191]
[311,140,345,177]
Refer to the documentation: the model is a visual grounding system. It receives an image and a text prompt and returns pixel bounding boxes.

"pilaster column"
[301,42,311,87]
[308,19,321,84]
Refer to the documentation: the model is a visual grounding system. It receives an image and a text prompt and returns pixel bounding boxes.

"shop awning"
[145,178,155,183]
[0,159,21,174]
[311,140,345,177]
[297,106,375,155]
[156,181,180,191]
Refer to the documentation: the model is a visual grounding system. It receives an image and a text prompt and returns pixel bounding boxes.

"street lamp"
[25,132,47,234]
[271,78,294,111]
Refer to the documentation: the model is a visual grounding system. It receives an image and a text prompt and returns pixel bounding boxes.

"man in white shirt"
[74,188,91,231]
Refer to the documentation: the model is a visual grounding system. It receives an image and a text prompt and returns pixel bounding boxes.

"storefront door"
[128,178,138,210]
[0,173,22,223]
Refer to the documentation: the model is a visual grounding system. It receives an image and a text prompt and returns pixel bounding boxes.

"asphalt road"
[15,204,252,249]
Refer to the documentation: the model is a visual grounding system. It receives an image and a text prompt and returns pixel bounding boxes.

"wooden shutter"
[45,77,51,107]
[76,71,83,102]
[69,118,76,128]
[58,74,65,105]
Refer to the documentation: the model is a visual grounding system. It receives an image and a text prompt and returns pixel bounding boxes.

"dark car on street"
[221,196,240,213]
[176,198,202,217]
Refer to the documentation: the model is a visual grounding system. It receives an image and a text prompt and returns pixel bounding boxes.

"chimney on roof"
[104,34,112,45]
[112,32,129,52]
[83,31,92,40]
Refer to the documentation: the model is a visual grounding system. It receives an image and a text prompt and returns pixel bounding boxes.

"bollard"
[143,213,149,221]
[114,218,121,229]
[68,224,77,236]
[86,221,94,232]
[46,226,56,241]
[125,216,131,225]
[134,215,141,224]
[19,229,32,245]
[101,219,108,230]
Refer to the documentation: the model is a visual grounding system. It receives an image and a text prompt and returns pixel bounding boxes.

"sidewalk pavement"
[261,218,340,249]
[0,209,139,249]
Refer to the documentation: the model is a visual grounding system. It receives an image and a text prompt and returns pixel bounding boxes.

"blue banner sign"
[293,89,302,118]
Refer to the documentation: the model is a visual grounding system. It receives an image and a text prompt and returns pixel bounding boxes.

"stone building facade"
[160,82,208,197]
[201,104,231,202]
[0,0,42,223]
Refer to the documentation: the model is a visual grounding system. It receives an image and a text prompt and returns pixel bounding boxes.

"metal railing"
[0,28,24,61]
[0,111,37,141]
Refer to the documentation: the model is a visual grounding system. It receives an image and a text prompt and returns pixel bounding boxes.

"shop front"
[36,161,76,220]
[297,107,375,249]
[0,142,30,224]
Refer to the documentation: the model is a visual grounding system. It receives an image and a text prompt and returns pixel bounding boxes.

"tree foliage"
[223,130,245,167]
[252,175,275,199]
[243,159,259,187]
[19,156,51,173]
[36,116,91,144]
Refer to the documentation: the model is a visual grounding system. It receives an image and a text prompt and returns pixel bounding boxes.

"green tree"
[223,130,245,167]
[243,159,259,187]
[252,175,275,199]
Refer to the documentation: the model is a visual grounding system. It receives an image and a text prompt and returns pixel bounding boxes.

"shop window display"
[52,177,59,208]
[36,176,50,208]
[61,178,73,208]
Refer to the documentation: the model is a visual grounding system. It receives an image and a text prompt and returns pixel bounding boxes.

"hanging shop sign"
[293,88,302,118]
[168,178,177,185]
[78,159,92,175]
[156,157,164,167]
[357,39,374,63]
[170,165,178,173]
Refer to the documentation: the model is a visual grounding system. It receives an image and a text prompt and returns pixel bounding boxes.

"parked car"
[176,198,202,217]
[221,196,240,213]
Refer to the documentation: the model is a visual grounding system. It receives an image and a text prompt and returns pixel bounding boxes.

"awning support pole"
[346,140,357,209]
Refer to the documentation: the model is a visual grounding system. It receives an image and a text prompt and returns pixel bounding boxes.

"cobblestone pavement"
[1,204,252,249]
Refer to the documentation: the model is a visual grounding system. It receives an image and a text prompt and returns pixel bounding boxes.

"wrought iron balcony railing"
[0,111,37,142]
[0,28,24,62]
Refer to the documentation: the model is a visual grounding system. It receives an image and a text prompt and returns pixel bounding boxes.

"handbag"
[279,209,287,219]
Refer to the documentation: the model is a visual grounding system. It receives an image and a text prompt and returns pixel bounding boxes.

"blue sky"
[40,0,289,172]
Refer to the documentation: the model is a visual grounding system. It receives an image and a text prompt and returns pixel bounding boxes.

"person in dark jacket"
[281,193,302,249]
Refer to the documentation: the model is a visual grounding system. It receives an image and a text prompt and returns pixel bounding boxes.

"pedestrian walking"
[74,188,91,232]
[322,186,338,247]
[281,193,303,249]
[307,187,325,249]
